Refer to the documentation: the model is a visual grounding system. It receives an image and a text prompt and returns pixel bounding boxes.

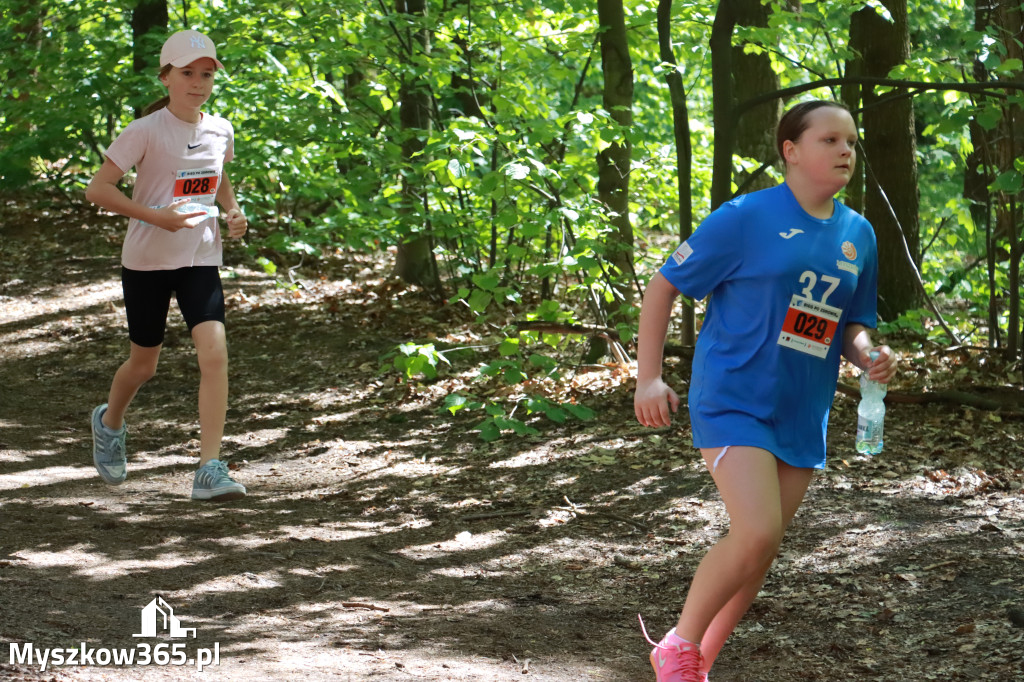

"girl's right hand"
[152,199,207,232]
[634,377,680,428]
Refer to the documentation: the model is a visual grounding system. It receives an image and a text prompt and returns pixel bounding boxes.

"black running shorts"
[121,266,225,347]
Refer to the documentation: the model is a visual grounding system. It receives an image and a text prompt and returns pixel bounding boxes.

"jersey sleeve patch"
[672,242,693,266]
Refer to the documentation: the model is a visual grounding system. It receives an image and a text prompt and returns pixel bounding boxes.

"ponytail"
[140,65,174,118]
[141,95,170,117]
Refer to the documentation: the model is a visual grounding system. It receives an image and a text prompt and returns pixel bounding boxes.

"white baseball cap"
[160,30,225,70]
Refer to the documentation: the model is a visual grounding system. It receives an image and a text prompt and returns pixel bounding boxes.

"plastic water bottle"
[855,351,886,455]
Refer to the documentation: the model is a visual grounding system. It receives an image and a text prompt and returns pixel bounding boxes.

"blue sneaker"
[192,460,246,501]
[91,404,127,485]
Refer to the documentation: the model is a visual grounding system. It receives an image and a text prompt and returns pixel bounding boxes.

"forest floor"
[1,197,1023,682]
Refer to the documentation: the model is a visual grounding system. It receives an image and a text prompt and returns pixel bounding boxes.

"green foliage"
[3,0,1022,432]
[380,325,598,441]
[380,342,450,381]
[443,391,596,442]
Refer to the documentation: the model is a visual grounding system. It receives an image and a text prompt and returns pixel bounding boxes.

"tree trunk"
[393,0,440,290]
[595,0,635,330]
[850,1,921,320]
[991,2,1023,360]
[131,0,168,119]
[1,1,44,188]
[131,0,167,75]
[656,0,695,345]
[842,43,865,215]
[709,0,737,211]
[968,1,1024,360]
[731,0,780,195]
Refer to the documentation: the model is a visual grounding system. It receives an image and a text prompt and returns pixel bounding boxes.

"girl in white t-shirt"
[85,29,247,502]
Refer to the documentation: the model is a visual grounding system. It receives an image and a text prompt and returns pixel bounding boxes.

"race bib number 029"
[777,295,841,359]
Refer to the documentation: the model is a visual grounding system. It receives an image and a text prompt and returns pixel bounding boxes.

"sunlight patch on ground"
[272,522,395,542]
[0,448,43,463]
[307,411,363,426]
[235,427,292,443]
[185,570,286,596]
[0,463,96,490]
[12,546,209,578]
[214,534,298,551]
[444,598,513,614]
[486,444,581,470]
[458,536,629,576]
[0,332,67,359]
[0,280,121,326]
[0,453,205,491]
[398,528,509,561]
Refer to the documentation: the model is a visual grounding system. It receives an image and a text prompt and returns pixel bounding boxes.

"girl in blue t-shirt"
[634,101,897,681]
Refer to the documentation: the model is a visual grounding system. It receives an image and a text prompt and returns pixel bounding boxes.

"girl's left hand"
[225,208,248,238]
[865,345,897,384]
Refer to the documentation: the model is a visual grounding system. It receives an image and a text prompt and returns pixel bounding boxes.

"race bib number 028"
[777,295,841,359]
[141,168,221,229]
[171,168,220,226]
[173,168,219,203]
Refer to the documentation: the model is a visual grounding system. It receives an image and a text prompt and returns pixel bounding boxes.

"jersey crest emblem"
[779,228,804,239]
[841,241,857,260]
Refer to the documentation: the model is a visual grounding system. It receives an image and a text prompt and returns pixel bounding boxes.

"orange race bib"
[168,168,220,225]
[173,168,220,202]
[777,295,841,359]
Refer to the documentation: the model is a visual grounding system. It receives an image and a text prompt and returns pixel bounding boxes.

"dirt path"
[1,200,1023,681]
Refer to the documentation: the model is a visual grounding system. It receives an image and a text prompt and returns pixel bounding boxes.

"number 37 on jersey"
[777,270,843,359]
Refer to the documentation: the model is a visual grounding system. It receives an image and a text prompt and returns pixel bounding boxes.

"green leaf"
[446,158,468,188]
[542,404,568,423]
[444,394,468,415]
[993,58,1023,75]
[976,107,1002,131]
[990,170,1023,193]
[476,420,502,442]
[502,366,525,384]
[467,289,493,313]
[563,403,597,420]
[504,162,530,180]
[472,271,501,291]
[256,257,277,275]
[494,416,538,436]
[499,337,520,356]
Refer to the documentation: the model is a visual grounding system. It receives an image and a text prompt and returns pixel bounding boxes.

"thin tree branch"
[859,149,963,345]
[736,77,1022,117]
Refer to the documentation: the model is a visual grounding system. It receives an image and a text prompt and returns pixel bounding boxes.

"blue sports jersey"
[660,182,878,468]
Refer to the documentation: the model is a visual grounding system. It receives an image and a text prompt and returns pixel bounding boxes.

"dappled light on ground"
[1,201,1022,680]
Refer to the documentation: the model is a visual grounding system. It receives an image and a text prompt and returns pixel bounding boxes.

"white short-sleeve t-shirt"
[104,107,235,270]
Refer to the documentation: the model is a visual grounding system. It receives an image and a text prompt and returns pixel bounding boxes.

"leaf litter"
[0,197,1022,680]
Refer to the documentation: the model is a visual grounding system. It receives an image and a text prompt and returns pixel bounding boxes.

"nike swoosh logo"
[657,654,668,668]
[779,228,804,239]
[187,143,202,150]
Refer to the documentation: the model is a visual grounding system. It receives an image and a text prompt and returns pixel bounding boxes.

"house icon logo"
[133,596,197,639]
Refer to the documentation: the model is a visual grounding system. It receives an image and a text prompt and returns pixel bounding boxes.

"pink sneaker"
[639,615,707,682]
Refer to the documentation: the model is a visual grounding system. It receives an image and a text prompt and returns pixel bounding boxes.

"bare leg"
[698,458,813,672]
[103,342,162,429]
[673,447,813,648]
[191,321,228,466]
